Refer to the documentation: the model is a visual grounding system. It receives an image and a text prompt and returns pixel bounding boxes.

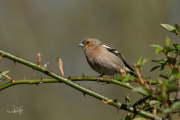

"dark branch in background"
[0,50,162,119]
[133,95,151,107]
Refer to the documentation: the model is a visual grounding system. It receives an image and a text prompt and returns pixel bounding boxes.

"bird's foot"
[96,74,105,83]
[110,72,117,80]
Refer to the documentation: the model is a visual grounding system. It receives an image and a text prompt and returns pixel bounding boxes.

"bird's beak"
[77,43,85,47]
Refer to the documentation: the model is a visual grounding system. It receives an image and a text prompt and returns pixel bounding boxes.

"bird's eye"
[86,41,90,44]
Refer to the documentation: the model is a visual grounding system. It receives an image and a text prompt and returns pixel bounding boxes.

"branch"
[0,50,162,119]
[133,95,151,107]
[114,77,158,85]
[0,77,148,96]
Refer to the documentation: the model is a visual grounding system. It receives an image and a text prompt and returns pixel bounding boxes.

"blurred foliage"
[121,23,180,120]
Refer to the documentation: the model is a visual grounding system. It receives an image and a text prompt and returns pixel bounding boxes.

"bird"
[77,37,137,78]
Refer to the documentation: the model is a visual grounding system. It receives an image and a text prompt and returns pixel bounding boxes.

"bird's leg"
[99,74,105,78]
[110,72,117,80]
[96,74,105,83]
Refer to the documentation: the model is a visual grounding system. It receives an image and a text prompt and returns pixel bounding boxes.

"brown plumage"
[77,37,137,77]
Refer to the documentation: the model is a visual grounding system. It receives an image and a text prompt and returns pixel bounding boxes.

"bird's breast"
[85,46,124,75]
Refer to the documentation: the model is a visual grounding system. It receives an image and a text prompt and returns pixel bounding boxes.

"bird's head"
[77,37,101,51]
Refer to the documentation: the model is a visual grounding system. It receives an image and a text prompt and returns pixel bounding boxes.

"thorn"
[33,69,35,76]
[67,76,71,80]
[83,93,86,98]
[149,75,151,79]
[60,82,62,86]
[0,56,2,61]
[39,77,43,84]
[37,53,42,66]
[79,84,82,86]
[36,83,39,86]
[14,60,16,64]
[96,79,100,84]
[76,77,80,80]
[113,99,118,103]
[45,70,50,74]
[23,75,26,79]
[116,107,120,114]
[56,56,64,77]
[43,62,49,68]
[82,73,86,77]
[88,86,93,90]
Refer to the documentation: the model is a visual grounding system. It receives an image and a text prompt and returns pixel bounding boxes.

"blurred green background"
[0,0,180,119]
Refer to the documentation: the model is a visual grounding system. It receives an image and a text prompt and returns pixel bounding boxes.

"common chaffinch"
[77,37,137,78]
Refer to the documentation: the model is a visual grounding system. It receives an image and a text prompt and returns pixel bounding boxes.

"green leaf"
[156,47,163,54]
[133,87,150,96]
[0,70,10,78]
[172,49,179,54]
[175,23,180,34]
[130,76,135,80]
[152,58,167,64]
[152,58,162,62]
[150,66,160,72]
[150,45,163,49]
[160,64,165,71]
[172,68,179,75]
[122,78,130,82]
[164,36,171,47]
[138,57,143,66]
[142,58,148,65]
[163,108,172,114]
[160,23,176,33]
[163,46,175,53]
[168,74,180,83]
[171,101,180,110]
[122,73,131,78]
[163,102,180,114]
[143,75,150,79]
[177,45,180,51]
[133,118,147,120]
[149,100,160,105]
[125,94,131,106]
[159,71,171,79]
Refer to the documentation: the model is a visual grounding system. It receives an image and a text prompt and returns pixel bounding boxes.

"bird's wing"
[100,43,136,74]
